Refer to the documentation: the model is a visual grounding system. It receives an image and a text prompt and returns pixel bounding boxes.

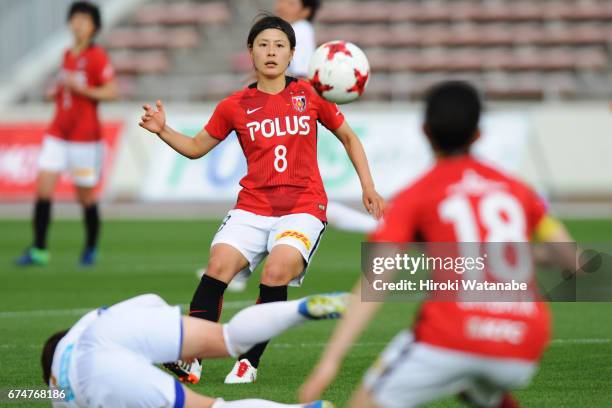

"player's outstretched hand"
[363,187,385,220]
[139,100,166,134]
[298,359,339,403]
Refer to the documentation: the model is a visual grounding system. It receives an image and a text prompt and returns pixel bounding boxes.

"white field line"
[0,300,253,319]
[1,338,610,350]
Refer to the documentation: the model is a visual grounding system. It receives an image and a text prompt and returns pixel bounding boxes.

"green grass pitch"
[1,219,611,407]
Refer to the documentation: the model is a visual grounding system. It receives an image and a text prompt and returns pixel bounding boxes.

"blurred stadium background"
[1,1,612,407]
[1,0,612,216]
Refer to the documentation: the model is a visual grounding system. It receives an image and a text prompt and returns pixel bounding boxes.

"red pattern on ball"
[310,69,334,94]
[347,68,369,95]
[325,41,353,61]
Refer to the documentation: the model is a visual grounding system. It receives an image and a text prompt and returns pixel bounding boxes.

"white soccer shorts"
[363,331,538,408]
[210,209,326,286]
[38,135,104,187]
[67,294,185,408]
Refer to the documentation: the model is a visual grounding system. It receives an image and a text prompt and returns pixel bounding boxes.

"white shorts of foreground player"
[363,331,536,408]
[48,293,346,408]
[212,209,326,287]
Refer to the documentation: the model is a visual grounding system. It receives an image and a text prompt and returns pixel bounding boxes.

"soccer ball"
[308,41,370,104]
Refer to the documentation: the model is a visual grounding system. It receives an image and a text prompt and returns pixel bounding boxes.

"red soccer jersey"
[370,155,551,362]
[48,45,115,142]
[205,77,345,221]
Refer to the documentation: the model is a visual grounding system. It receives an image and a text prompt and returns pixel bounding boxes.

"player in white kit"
[42,292,348,408]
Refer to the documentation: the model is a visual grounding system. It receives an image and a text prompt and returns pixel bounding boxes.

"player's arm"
[332,121,385,219]
[64,77,118,101]
[44,80,59,101]
[139,100,220,159]
[533,215,581,275]
[299,279,382,402]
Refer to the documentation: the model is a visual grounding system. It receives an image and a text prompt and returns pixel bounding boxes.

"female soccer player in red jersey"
[139,15,384,384]
[16,1,117,267]
[299,81,578,408]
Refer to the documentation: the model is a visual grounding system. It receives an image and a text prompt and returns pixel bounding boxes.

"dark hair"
[41,330,69,384]
[301,0,321,21]
[247,14,296,49]
[67,1,102,34]
[424,80,482,155]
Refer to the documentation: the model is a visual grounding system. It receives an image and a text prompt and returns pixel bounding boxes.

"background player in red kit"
[16,1,117,267]
[300,81,577,408]
[139,15,384,384]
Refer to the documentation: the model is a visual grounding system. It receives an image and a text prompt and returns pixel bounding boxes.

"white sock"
[213,399,306,408]
[326,201,378,233]
[223,299,306,357]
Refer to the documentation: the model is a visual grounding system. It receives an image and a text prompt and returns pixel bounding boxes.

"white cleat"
[224,359,257,384]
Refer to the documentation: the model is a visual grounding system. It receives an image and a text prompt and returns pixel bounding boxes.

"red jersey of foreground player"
[205,77,344,221]
[370,155,551,362]
[48,45,115,142]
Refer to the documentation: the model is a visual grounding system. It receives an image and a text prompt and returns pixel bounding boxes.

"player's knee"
[36,184,54,199]
[261,262,293,286]
[205,256,235,283]
[76,191,96,207]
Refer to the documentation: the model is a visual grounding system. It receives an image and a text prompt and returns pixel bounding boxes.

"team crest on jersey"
[291,95,307,112]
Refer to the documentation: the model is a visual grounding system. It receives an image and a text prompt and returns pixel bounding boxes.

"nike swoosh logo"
[247,107,263,114]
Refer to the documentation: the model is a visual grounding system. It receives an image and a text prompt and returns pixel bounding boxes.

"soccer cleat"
[224,359,257,384]
[303,401,335,408]
[15,247,49,266]
[163,359,202,384]
[79,247,97,267]
[298,292,350,320]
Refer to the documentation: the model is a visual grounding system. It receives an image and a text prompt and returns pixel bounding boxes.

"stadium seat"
[111,51,170,75]
[103,28,200,50]
[133,2,231,25]
[33,0,612,102]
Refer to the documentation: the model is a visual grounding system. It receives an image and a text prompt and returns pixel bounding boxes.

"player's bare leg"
[180,289,348,387]
[36,170,60,199]
[190,243,249,321]
[16,171,59,266]
[205,243,250,284]
[167,244,249,383]
[180,317,228,360]
[261,244,305,286]
[226,244,304,383]
[347,386,380,408]
[181,293,348,361]
[75,185,99,266]
[75,185,96,207]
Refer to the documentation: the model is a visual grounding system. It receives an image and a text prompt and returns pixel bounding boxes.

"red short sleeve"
[525,187,548,234]
[204,99,234,140]
[369,191,418,243]
[92,49,114,85]
[316,96,345,131]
